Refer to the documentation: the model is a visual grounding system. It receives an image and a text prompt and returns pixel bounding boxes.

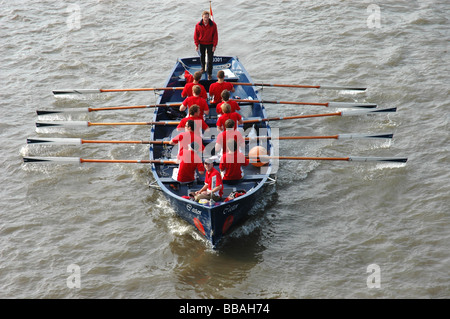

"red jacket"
[181,82,208,100]
[209,82,234,104]
[219,151,249,180]
[194,19,218,47]
[177,150,204,183]
[216,112,242,130]
[182,96,209,117]
[216,100,240,115]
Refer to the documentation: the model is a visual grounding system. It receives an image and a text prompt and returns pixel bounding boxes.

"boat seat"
[240,174,266,181]
[158,177,196,187]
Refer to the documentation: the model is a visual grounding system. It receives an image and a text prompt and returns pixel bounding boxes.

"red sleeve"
[209,83,216,97]
[181,83,191,98]
[194,23,200,46]
[202,119,209,131]
[229,100,240,112]
[177,118,187,131]
[216,117,223,129]
[171,133,182,144]
[216,101,223,114]
[184,70,194,83]
[201,99,209,114]
[200,85,208,100]
[197,162,205,174]
[219,154,225,171]
[213,22,218,47]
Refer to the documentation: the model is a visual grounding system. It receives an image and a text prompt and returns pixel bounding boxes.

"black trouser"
[199,44,213,76]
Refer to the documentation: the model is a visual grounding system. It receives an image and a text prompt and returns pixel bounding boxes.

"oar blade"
[53,89,101,95]
[36,121,89,127]
[341,107,397,116]
[36,108,89,115]
[328,102,377,109]
[349,156,408,163]
[338,133,394,140]
[23,156,81,163]
[26,137,82,145]
[319,85,367,91]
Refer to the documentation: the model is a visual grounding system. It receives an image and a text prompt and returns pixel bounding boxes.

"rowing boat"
[25,58,407,249]
[149,56,275,248]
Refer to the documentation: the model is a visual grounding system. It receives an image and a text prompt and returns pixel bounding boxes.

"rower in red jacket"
[180,85,209,117]
[216,103,243,131]
[209,71,235,107]
[181,71,208,100]
[216,89,240,116]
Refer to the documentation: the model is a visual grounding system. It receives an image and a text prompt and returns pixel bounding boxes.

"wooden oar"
[23,155,407,164]
[26,138,172,145]
[35,108,396,128]
[23,157,177,164]
[234,82,367,91]
[235,99,377,109]
[243,108,396,124]
[36,103,182,115]
[250,155,408,163]
[26,133,394,146]
[35,120,180,127]
[52,87,183,95]
[247,133,394,141]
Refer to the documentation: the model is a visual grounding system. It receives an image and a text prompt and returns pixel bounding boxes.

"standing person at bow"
[194,10,218,80]
[209,71,235,109]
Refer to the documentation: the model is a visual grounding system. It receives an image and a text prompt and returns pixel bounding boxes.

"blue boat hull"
[149,56,274,248]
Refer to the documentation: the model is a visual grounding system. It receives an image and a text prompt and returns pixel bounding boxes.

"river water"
[1,1,448,299]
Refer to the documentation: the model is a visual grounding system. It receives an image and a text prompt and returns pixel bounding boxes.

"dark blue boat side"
[149,56,275,248]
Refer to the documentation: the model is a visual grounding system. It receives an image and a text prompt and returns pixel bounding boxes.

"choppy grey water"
[1,1,448,299]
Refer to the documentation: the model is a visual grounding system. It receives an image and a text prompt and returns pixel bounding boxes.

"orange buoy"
[193,217,206,236]
[248,146,268,167]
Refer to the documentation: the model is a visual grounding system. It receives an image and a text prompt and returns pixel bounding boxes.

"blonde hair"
[221,103,231,114]
[192,85,201,95]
